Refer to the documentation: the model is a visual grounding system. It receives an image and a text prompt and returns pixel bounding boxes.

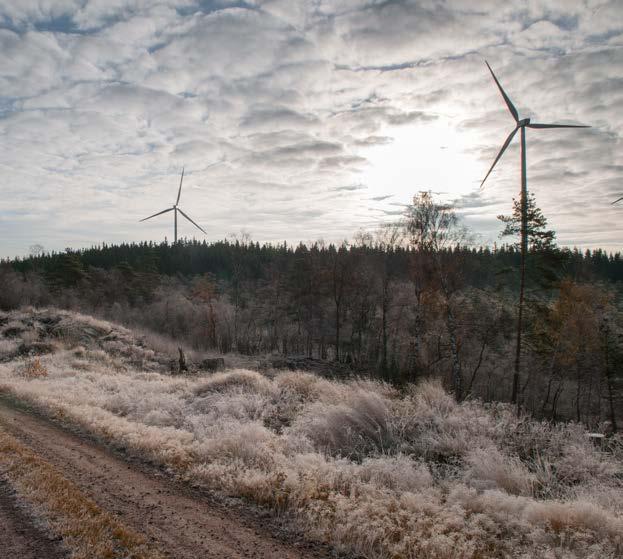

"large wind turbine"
[481,60,589,407]
[140,168,206,243]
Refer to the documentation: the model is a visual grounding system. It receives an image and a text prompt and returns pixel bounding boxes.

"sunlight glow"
[360,119,483,204]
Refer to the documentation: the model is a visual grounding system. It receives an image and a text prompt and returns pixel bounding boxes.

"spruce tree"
[497,192,556,251]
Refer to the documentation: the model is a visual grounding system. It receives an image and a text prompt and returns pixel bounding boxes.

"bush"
[21,357,48,378]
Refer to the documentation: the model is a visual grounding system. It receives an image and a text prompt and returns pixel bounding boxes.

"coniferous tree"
[497,192,556,251]
[497,191,559,408]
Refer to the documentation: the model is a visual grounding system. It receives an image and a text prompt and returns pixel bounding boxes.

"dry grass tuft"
[465,446,536,496]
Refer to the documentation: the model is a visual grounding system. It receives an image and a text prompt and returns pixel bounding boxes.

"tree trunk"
[605,370,618,433]
[604,334,618,432]
[512,126,528,409]
[335,301,341,362]
[467,337,487,395]
[435,252,462,401]
[178,347,187,373]
[381,281,388,375]
[446,303,463,401]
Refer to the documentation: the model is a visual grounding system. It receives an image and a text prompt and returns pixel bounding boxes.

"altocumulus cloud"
[0,0,621,257]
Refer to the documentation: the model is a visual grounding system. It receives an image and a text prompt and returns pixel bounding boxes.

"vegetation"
[0,308,621,559]
[1,194,622,427]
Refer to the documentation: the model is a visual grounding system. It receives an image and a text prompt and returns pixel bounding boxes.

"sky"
[0,0,621,258]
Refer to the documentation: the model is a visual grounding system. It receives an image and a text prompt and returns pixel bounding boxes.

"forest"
[2,193,622,429]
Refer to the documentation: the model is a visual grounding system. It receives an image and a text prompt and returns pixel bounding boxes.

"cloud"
[354,135,393,146]
[0,0,622,257]
[331,183,366,192]
[240,106,321,130]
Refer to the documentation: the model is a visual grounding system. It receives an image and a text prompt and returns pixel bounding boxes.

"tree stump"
[178,347,188,373]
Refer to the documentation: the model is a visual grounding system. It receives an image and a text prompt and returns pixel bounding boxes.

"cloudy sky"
[0,0,621,258]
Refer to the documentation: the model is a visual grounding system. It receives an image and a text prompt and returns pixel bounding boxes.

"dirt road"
[0,478,67,559]
[0,399,330,559]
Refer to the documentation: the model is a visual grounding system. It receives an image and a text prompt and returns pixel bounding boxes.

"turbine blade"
[139,207,174,222]
[480,127,518,189]
[177,207,207,234]
[527,123,590,129]
[485,61,519,122]
[176,167,184,206]
[612,196,623,205]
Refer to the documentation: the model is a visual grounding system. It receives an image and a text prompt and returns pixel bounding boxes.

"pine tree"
[497,191,561,409]
[497,192,566,289]
[497,192,556,251]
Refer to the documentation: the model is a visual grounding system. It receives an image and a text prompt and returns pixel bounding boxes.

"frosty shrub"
[464,446,536,496]
[289,389,393,459]
[1,309,622,559]
[20,357,49,378]
[0,338,18,357]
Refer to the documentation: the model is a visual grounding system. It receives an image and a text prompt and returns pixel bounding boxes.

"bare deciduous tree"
[404,192,468,399]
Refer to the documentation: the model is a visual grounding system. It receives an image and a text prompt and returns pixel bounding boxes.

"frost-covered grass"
[1,309,622,558]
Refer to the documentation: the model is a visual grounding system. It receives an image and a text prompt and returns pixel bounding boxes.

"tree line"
[2,193,622,429]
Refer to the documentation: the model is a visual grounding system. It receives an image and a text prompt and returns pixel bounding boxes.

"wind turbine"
[481,60,589,407]
[140,168,207,243]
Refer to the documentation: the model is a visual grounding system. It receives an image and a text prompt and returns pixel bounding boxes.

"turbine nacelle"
[517,118,531,127]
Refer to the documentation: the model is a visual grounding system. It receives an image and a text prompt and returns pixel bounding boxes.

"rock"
[178,347,188,373]
[199,358,225,372]
[18,342,56,356]
[2,326,25,338]
[259,355,355,378]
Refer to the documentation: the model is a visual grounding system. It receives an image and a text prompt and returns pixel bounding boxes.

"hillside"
[1,308,622,558]
[3,239,623,428]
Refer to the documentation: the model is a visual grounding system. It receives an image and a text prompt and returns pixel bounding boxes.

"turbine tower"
[481,60,589,407]
[140,168,207,243]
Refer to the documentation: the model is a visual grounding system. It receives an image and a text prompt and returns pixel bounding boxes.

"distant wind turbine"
[140,168,206,243]
[481,60,590,408]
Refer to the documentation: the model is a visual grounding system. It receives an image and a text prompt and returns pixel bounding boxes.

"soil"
[0,399,334,559]
[0,478,67,559]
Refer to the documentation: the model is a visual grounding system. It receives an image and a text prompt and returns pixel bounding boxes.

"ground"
[0,477,66,559]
